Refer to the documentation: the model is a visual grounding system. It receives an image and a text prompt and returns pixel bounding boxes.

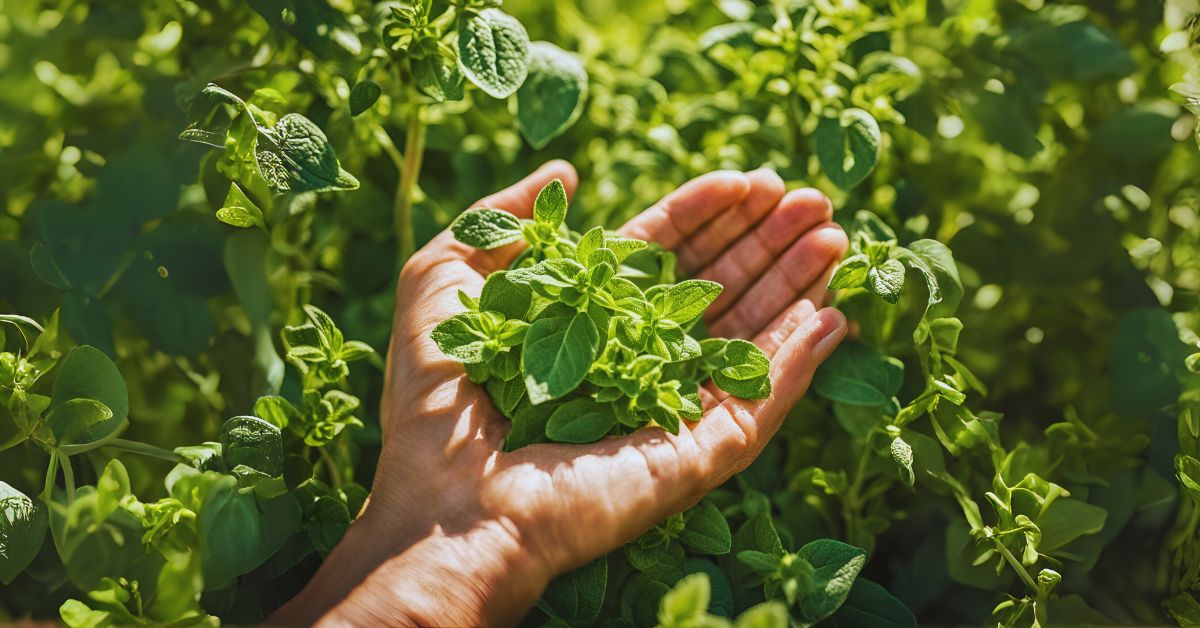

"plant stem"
[104,438,184,463]
[395,106,427,269]
[61,454,75,502]
[992,537,1039,593]
[318,447,343,489]
[43,452,58,501]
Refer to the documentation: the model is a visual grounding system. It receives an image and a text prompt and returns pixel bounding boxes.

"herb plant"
[432,179,772,445]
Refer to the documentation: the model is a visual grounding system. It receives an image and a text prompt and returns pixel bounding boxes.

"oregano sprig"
[432,180,772,446]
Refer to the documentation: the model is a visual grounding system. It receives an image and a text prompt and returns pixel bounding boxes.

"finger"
[617,171,750,250]
[675,168,785,273]
[707,223,847,339]
[694,307,847,482]
[699,188,833,321]
[422,160,580,274]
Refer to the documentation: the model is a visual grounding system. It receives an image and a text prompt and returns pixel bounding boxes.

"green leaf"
[431,313,489,363]
[523,312,600,404]
[0,481,47,585]
[197,475,300,588]
[348,80,381,116]
[712,340,771,399]
[450,208,524,249]
[505,403,554,451]
[827,578,917,627]
[539,554,607,622]
[901,240,962,319]
[814,108,881,190]
[1169,593,1200,628]
[734,601,789,628]
[413,52,466,102]
[255,113,359,194]
[480,271,532,319]
[534,179,569,229]
[813,341,903,406]
[889,435,915,487]
[46,399,114,447]
[50,346,128,445]
[658,573,710,624]
[517,42,588,148]
[216,182,264,229]
[220,415,284,477]
[794,539,867,623]
[679,501,732,554]
[457,8,530,99]
[868,259,905,304]
[828,255,870,290]
[737,550,780,573]
[545,398,615,443]
[661,280,723,324]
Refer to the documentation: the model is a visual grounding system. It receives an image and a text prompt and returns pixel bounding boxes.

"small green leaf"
[220,415,284,477]
[889,435,915,487]
[216,182,264,228]
[868,259,905,304]
[794,539,867,623]
[534,179,568,229]
[413,52,465,102]
[712,340,771,399]
[828,254,870,290]
[657,573,710,625]
[545,398,616,443]
[431,313,490,363]
[517,42,588,148]
[50,346,129,445]
[348,80,382,116]
[661,280,723,324]
[450,208,524,249]
[0,481,47,584]
[679,501,732,554]
[814,108,881,190]
[457,8,530,99]
[46,399,114,447]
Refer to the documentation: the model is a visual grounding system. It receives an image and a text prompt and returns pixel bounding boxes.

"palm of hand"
[375,161,847,622]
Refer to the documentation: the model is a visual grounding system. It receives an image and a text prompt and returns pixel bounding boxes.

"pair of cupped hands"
[272,161,850,626]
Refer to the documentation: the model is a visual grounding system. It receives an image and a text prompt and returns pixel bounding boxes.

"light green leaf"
[534,179,568,229]
[451,208,524,249]
[712,340,771,399]
[661,280,723,324]
[216,182,264,229]
[828,255,870,290]
[432,313,488,363]
[517,42,588,149]
[794,539,867,623]
[457,8,530,99]
[658,573,711,625]
[868,259,905,304]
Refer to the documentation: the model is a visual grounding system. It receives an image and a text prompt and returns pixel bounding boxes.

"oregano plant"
[432,180,772,445]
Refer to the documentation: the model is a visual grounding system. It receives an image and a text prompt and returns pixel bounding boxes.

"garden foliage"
[1,0,1200,626]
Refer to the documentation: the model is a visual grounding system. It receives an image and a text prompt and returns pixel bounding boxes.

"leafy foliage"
[435,180,770,442]
[1,0,1199,626]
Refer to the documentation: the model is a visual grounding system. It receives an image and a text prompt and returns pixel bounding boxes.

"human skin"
[270,161,849,627]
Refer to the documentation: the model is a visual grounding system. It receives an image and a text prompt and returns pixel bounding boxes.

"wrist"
[272,502,551,626]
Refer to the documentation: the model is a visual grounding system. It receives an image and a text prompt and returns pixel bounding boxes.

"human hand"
[271,161,849,626]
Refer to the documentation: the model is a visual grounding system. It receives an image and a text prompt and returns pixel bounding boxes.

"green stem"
[61,454,75,502]
[43,452,58,501]
[318,447,343,489]
[842,433,876,543]
[992,536,1039,593]
[103,438,184,463]
[395,106,427,269]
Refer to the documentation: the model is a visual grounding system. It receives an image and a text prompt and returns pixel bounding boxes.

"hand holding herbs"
[270,161,849,626]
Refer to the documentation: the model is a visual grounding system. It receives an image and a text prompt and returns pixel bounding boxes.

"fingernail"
[812,308,847,355]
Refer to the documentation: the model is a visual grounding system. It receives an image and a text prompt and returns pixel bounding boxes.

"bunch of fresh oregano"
[431,179,772,448]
